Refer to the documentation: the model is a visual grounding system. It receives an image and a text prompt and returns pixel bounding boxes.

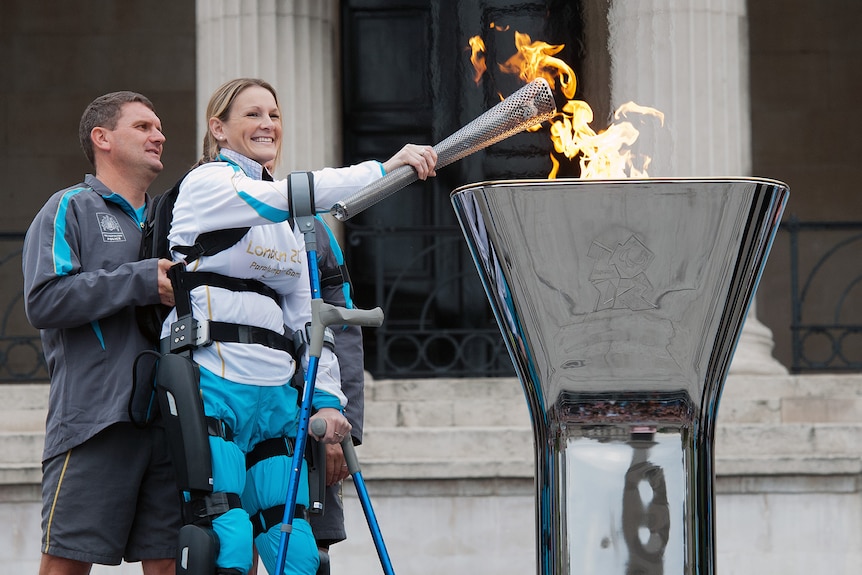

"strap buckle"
[168,316,211,353]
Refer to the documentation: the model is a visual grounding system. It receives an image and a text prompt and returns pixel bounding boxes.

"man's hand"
[157,259,175,307]
[310,408,352,444]
[324,442,350,485]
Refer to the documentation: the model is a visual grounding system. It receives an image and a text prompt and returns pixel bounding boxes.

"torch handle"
[331,165,418,221]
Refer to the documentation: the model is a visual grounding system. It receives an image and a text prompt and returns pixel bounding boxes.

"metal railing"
[0,233,48,382]
[343,224,514,377]
[782,217,862,373]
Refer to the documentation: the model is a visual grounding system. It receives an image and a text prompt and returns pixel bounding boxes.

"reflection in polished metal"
[451,178,789,575]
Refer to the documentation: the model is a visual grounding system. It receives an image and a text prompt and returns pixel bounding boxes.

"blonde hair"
[197,78,282,168]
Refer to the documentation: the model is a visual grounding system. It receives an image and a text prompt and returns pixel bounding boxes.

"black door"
[340,0,587,377]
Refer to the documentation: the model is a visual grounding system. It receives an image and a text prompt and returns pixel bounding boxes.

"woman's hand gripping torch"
[331,77,557,221]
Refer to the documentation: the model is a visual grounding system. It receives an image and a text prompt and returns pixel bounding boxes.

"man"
[22,91,177,575]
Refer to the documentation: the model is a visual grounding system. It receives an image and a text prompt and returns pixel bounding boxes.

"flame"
[467,30,664,179]
[498,32,576,100]
[467,36,487,85]
[549,100,665,179]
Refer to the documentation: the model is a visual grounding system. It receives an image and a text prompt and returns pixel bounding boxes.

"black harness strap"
[245,437,308,538]
[184,492,243,526]
[205,416,234,441]
[174,228,251,265]
[208,322,296,355]
[319,264,349,288]
[250,504,309,539]
[178,271,279,303]
[245,437,296,470]
[168,263,193,320]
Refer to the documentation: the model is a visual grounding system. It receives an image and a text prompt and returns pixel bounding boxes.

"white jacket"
[162,155,384,407]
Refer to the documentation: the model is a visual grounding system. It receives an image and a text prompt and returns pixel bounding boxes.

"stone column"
[606,0,786,374]
[196,0,342,174]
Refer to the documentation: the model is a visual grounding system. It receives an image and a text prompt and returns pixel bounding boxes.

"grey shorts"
[41,422,182,565]
[308,481,346,546]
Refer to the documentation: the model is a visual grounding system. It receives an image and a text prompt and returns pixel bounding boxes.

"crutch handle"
[316,301,384,329]
[340,435,361,475]
[309,300,384,357]
[310,418,327,437]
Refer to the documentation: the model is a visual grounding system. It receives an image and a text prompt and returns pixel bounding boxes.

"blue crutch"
[274,172,384,575]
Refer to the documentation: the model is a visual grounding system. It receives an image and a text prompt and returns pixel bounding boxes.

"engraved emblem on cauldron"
[588,234,657,312]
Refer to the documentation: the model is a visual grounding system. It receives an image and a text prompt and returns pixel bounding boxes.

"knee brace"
[179,491,245,575]
[177,524,218,575]
[177,522,242,575]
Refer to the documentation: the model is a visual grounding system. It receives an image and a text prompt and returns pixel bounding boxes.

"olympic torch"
[330,78,557,221]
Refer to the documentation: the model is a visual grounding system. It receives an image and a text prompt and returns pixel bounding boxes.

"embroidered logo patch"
[97,213,126,242]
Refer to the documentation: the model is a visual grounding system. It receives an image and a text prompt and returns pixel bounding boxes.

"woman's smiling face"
[210,84,282,166]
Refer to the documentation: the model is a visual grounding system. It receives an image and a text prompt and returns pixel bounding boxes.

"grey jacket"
[315,217,365,443]
[23,175,163,461]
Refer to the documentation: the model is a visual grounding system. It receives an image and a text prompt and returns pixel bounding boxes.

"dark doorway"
[340,0,588,377]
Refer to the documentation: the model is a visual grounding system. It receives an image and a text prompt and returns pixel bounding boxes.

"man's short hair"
[79,91,155,167]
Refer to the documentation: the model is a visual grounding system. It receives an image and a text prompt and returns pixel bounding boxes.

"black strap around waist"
[250,504,309,539]
[161,322,297,356]
[208,322,297,356]
[246,436,296,470]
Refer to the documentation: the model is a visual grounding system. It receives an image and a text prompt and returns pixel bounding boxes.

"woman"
[163,78,436,575]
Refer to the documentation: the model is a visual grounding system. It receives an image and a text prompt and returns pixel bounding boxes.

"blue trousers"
[199,368,318,575]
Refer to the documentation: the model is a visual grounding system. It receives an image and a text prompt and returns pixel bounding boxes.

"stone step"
[718,396,862,424]
[368,375,862,427]
[367,377,524,404]
[354,426,533,480]
[0,385,48,433]
[364,393,530,429]
[358,426,532,462]
[351,422,862,481]
[356,422,862,460]
[371,374,862,404]
[716,422,862,457]
[0,431,43,465]
[0,384,48,410]
[715,454,862,477]
[0,409,47,432]
[723,373,862,400]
